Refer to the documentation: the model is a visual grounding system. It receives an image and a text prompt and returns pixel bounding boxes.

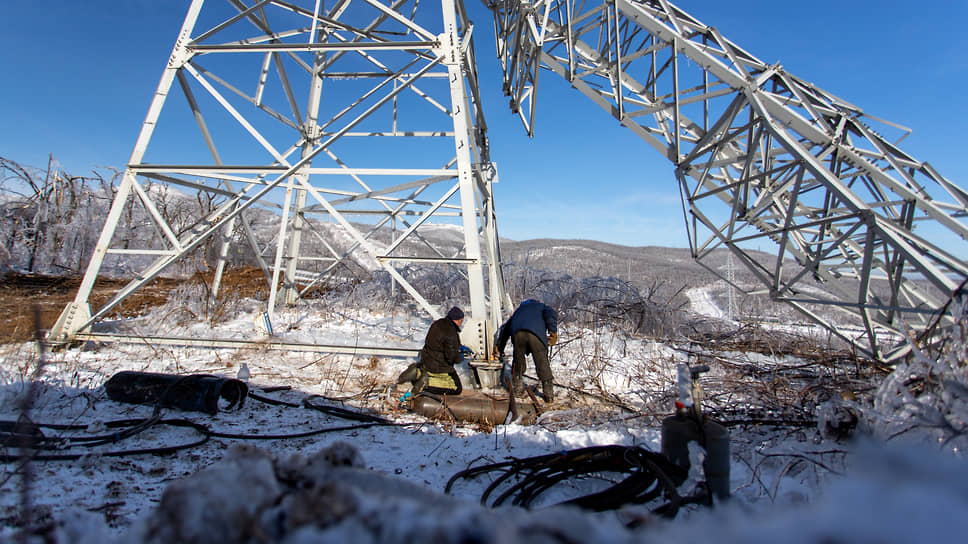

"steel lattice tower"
[49,0,510,358]
[488,0,968,359]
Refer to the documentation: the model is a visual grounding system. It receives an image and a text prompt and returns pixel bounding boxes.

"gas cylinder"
[660,414,730,501]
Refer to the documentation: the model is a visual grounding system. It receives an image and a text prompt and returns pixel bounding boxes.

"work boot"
[541,380,555,402]
[397,362,422,385]
[409,372,427,395]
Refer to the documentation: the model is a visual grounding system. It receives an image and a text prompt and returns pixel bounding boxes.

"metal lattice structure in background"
[49,0,510,356]
[489,0,968,359]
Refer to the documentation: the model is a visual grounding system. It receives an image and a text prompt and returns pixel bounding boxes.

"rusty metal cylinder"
[661,415,730,501]
[411,394,536,425]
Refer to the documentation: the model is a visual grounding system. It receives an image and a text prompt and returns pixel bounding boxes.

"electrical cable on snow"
[0,415,409,462]
[0,416,211,462]
[303,395,391,423]
[247,391,301,408]
[444,444,705,516]
[0,383,411,462]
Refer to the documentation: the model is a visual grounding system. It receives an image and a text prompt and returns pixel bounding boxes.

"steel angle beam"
[72,333,421,358]
[49,0,510,358]
[489,0,967,360]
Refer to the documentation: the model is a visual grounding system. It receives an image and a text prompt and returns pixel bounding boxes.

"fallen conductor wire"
[445,445,705,516]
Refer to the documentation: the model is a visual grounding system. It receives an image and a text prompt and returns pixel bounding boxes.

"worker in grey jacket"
[494,299,559,401]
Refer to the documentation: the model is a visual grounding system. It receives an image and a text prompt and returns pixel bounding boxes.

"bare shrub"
[872,289,968,454]
[0,156,119,275]
[502,267,687,338]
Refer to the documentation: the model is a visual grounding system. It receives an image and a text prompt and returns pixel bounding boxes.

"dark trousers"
[511,330,553,384]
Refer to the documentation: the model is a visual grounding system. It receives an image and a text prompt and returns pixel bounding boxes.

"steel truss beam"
[73,333,420,358]
[50,0,510,355]
[489,0,968,360]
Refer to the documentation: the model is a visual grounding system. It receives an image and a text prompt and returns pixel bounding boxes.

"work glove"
[548,332,558,346]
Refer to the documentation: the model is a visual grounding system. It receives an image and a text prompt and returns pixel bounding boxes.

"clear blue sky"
[2,1,965,248]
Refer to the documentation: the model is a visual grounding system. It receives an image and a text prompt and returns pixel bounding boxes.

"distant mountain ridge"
[498,237,819,323]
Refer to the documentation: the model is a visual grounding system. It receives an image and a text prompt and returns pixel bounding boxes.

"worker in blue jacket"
[494,299,559,401]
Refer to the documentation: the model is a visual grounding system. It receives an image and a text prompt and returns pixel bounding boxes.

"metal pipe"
[411,393,536,425]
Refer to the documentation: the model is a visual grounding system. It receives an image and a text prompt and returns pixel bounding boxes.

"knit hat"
[446,306,464,321]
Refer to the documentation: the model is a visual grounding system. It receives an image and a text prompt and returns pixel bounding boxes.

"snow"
[686,286,725,320]
[2,301,967,541]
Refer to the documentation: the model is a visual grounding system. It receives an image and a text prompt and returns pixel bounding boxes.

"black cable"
[248,391,301,408]
[260,386,292,393]
[1,388,417,462]
[480,448,607,506]
[2,373,431,463]
[0,416,416,462]
[445,445,693,515]
[504,447,630,507]
[0,411,164,451]
[561,449,682,511]
[303,395,390,423]
[0,418,210,462]
[249,390,394,423]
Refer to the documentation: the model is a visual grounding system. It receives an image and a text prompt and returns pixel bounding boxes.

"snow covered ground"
[2,301,966,542]
[686,287,725,320]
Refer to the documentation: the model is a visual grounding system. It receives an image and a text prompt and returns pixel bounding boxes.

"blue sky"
[2,1,965,248]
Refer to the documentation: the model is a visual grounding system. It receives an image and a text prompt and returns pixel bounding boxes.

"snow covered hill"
[685,287,725,320]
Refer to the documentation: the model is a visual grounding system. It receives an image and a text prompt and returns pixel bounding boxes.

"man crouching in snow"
[397,306,465,395]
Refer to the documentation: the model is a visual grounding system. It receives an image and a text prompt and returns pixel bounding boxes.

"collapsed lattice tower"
[488,0,968,359]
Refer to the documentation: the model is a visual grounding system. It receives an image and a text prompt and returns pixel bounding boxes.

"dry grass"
[0,267,270,344]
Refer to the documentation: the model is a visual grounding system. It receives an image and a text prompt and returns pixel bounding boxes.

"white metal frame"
[49,0,510,356]
[489,0,968,359]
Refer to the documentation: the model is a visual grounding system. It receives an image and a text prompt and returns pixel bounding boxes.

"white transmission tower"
[49,0,510,358]
[725,251,737,321]
[487,0,968,360]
